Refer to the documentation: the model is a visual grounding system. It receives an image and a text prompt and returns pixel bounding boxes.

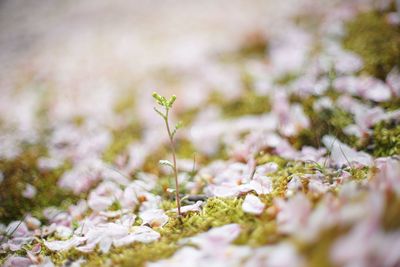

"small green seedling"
[152,92,183,217]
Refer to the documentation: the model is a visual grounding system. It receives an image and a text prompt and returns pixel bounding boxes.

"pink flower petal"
[242,194,265,215]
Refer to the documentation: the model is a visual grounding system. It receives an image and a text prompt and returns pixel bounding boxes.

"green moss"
[103,121,142,163]
[256,153,288,169]
[298,227,345,267]
[0,145,79,224]
[89,241,179,267]
[348,166,369,181]
[290,95,356,149]
[103,92,142,163]
[343,11,400,79]
[109,200,123,211]
[80,197,278,267]
[177,107,200,127]
[114,95,136,115]
[275,72,299,85]
[141,146,167,175]
[208,90,270,118]
[152,175,184,199]
[370,120,400,157]
[289,88,399,157]
[379,98,400,111]
[272,161,315,196]
[176,139,197,159]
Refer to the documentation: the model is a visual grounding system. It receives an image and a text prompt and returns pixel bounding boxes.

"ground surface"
[1,0,400,266]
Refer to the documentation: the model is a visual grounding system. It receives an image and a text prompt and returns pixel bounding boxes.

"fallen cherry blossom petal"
[170,201,203,214]
[140,209,169,227]
[3,256,32,267]
[44,236,86,251]
[242,194,265,215]
[182,224,241,249]
[22,184,37,199]
[113,226,160,247]
[322,135,373,166]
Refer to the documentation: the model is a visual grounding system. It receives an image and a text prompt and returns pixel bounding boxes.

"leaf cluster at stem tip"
[152,92,177,109]
[152,92,182,138]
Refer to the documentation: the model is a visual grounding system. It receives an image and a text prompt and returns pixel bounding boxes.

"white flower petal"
[170,201,203,214]
[44,236,86,251]
[242,194,265,215]
[322,135,373,166]
[140,209,169,227]
[113,226,160,247]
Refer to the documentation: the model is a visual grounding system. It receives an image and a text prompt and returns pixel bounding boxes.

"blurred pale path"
[0,0,296,91]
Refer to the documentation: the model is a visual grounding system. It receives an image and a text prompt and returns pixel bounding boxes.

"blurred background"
[0,0,277,89]
[0,0,290,129]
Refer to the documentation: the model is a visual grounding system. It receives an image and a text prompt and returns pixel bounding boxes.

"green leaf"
[152,92,169,107]
[168,95,177,108]
[152,92,163,105]
[171,121,183,138]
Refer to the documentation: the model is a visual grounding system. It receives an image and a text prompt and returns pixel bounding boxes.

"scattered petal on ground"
[242,194,265,215]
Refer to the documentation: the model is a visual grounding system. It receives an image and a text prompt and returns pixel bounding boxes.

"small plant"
[152,92,183,217]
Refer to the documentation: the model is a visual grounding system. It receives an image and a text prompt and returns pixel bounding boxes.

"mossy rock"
[342,11,400,79]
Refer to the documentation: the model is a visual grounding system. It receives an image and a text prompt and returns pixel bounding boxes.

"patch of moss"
[103,121,142,163]
[80,197,277,267]
[342,11,400,79]
[114,95,136,115]
[298,227,345,267]
[290,95,356,149]
[152,175,184,199]
[175,139,197,160]
[141,146,168,175]
[256,153,288,169]
[208,90,270,118]
[275,72,300,85]
[177,107,200,127]
[379,98,400,111]
[269,161,318,197]
[348,166,369,181]
[103,92,142,163]
[0,145,79,224]
[370,120,400,157]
